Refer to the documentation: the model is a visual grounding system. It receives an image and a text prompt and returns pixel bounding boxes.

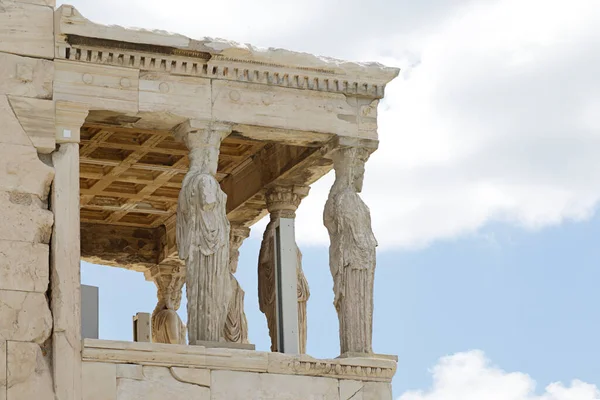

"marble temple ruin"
[0,2,399,399]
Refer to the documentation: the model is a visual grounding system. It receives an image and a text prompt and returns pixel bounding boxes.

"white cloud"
[295,0,600,249]
[60,0,600,249]
[398,350,599,400]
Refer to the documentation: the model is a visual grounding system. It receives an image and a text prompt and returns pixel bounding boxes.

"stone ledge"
[191,340,255,351]
[55,6,399,100]
[82,339,397,383]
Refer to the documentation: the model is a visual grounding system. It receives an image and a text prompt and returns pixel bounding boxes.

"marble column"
[323,147,377,356]
[176,120,232,344]
[51,101,89,400]
[258,185,311,353]
[223,224,251,344]
[145,262,186,345]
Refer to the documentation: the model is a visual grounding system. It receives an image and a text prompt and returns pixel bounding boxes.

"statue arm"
[176,200,192,261]
[257,235,274,313]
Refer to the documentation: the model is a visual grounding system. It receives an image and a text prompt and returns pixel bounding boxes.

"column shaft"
[258,185,310,353]
[223,225,251,344]
[176,121,232,344]
[51,143,82,400]
[324,147,377,356]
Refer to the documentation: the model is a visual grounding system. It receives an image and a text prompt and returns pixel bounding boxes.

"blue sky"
[68,0,600,397]
[83,207,600,398]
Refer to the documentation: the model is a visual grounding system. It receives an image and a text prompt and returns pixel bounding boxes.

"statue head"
[188,146,219,176]
[229,225,250,274]
[332,147,370,193]
[181,172,221,211]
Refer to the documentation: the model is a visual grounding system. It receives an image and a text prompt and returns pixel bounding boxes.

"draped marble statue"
[323,147,377,355]
[148,263,187,344]
[176,122,232,344]
[258,185,310,353]
[223,224,251,344]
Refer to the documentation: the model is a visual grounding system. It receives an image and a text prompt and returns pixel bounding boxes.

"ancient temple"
[0,2,399,399]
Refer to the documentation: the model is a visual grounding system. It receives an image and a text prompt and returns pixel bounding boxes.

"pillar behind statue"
[258,185,311,354]
[176,121,232,344]
[224,224,251,344]
[324,147,377,356]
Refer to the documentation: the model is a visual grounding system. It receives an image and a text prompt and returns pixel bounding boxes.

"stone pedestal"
[81,339,396,400]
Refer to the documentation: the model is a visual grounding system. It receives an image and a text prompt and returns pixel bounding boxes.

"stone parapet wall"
[82,340,395,400]
[0,2,56,400]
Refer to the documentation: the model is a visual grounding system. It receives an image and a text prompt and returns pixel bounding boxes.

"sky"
[62,0,600,398]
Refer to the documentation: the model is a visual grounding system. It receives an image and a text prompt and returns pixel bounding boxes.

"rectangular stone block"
[211,370,339,400]
[139,72,211,120]
[0,241,49,292]
[212,80,358,137]
[54,61,139,114]
[116,364,143,381]
[340,380,363,400]
[363,382,392,400]
[341,380,391,400]
[82,362,116,400]
[0,290,52,344]
[0,95,33,147]
[6,342,53,400]
[15,0,54,7]
[169,367,210,387]
[0,1,54,59]
[53,332,82,400]
[0,341,5,400]
[7,96,55,153]
[116,366,209,400]
[0,53,53,99]
[0,192,53,243]
[204,347,268,372]
[0,144,54,199]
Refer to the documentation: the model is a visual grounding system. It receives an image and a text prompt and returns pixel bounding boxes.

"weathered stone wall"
[81,340,395,400]
[82,358,392,400]
[83,363,392,400]
[0,1,56,400]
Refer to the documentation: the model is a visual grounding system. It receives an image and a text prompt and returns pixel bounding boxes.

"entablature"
[55,5,399,101]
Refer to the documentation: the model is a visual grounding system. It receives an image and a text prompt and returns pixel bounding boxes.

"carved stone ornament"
[146,263,187,345]
[323,147,378,355]
[176,121,232,344]
[223,224,251,344]
[258,185,311,353]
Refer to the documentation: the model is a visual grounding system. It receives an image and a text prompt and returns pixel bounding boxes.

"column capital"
[55,100,90,144]
[330,145,371,164]
[265,184,310,217]
[143,261,185,283]
[230,223,251,242]
[145,262,186,345]
[174,120,232,144]
[329,146,372,194]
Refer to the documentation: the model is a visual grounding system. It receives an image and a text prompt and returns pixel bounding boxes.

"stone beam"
[82,135,379,269]
[222,144,318,216]
[80,223,161,271]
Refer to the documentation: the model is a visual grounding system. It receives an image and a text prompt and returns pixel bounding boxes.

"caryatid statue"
[176,121,232,344]
[258,185,311,353]
[223,224,251,344]
[147,262,187,345]
[323,147,377,355]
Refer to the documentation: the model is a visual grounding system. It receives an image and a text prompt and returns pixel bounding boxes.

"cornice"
[82,339,397,383]
[55,5,400,99]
